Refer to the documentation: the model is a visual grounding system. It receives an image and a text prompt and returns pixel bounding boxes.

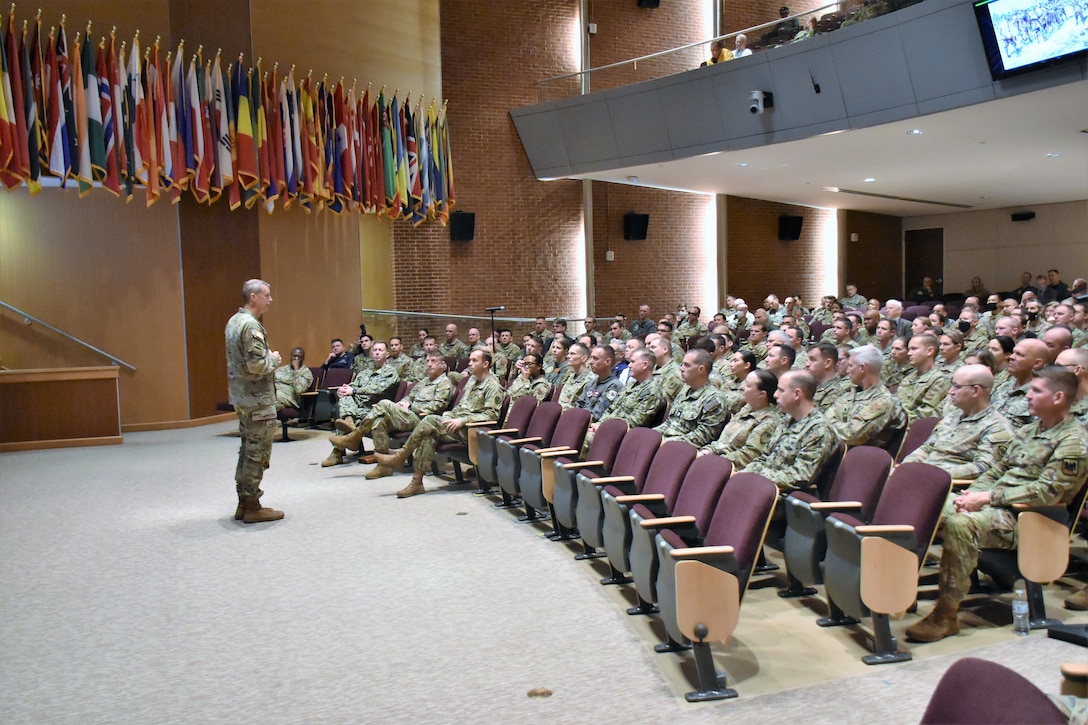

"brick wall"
[726,196,836,307]
[724,0,831,36]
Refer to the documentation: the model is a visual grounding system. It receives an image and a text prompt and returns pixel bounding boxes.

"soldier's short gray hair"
[242,278,270,301]
[850,344,883,372]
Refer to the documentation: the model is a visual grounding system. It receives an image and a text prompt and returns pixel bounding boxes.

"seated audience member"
[326,351,453,470]
[743,370,839,494]
[908,276,938,304]
[322,338,354,371]
[806,342,847,411]
[733,33,752,57]
[826,345,907,449]
[700,369,782,469]
[351,333,374,372]
[439,323,469,360]
[1041,325,1073,364]
[497,329,521,361]
[610,339,630,382]
[274,347,314,411]
[898,334,952,422]
[386,337,413,379]
[576,345,625,422]
[375,349,505,498]
[409,329,429,359]
[582,347,664,455]
[882,336,911,388]
[966,276,989,299]
[1056,347,1088,425]
[652,350,728,448]
[937,330,965,375]
[675,305,708,344]
[721,349,758,413]
[557,343,594,410]
[406,335,439,382]
[648,334,683,402]
[544,337,573,385]
[903,364,1014,480]
[700,38,734,66]
[330,341,401,433]
[1040,268,1070,305]
[991,338,1049,429]
[763,342,795,378]
[840,284,867,310]
[743,322,770,361]
[629,304,656,340]
[507,353,551,403]
[906,367,1088,643]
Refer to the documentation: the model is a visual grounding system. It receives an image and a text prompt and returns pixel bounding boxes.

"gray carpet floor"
[1,422,1085,724]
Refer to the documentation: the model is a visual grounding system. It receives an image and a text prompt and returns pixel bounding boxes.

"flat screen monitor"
[973,0,1088,80]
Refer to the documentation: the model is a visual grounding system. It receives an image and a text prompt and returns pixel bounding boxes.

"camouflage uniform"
[352,353,374,373]
[676,319,708,344]
[405,355,429,383]
[576,373,624,422]
[743,408,839,493]
[653,383,728,449]
[938,417,1088,606]
[813,376,850,413]
[387,353,412,379]
[337,363,401,421]
[841,294,867,309]
[653,359,684,402]
[603,329,632,345]
[439,338,469,360]
[500,342,523,360]
[409,342,426,359]
[581,377,664,455]
[702,404,782,469]
[881,358,910,388]
[896,367,952,422]
[273,364,314,410]
[368,374,454,453]
[1072,395,1088,426]
[742,340,768,362]
[225,308,278,500]
[558,370,594,410]
[507,374,551,403]
[709,357,732,389]
[399,372,505,474]
[991,378,1033,430]
[903,406,1015,480]
[826,382,908,449]
[936,359,963,377]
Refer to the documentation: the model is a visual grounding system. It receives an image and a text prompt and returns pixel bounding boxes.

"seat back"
[322,367,353,390]
[502,395,538,437]
[637,440,697,503]
[609,427,662,480]
[584,418,628,470]
[920,657,1067,725]
[813,442,846,499]
[826,446,893,521]
[703,472,779,590]
[870,462,952,560]
[896,416,940,462]
[548,384,563,403]
[671,455,732,535]
[523,401,562,445]
[548,407,592,453]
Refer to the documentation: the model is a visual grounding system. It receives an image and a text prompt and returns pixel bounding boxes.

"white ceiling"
[574,78,1088,217]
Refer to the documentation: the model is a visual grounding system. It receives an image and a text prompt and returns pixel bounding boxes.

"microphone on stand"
[485,305,506,312]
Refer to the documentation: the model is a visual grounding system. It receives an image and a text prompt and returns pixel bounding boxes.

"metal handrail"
[538,2,843,89]
[360,308,583,325]
[0,299,136,371]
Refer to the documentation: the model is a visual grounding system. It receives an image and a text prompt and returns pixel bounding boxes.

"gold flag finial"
[86,20,91,34]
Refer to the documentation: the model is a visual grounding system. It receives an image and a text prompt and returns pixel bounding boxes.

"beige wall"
[903,201,1088,295]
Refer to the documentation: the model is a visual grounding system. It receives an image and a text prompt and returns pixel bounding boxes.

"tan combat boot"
[242,497,285,524]
[321,448,347,467]
[234,495,244,521]
[330,427,366,451]
[364,464,394,480]
[374,447,409,470]
[396,472,426,498]
[334,417,356,433]
[1066,585,1088,611]
[905,597,960,642]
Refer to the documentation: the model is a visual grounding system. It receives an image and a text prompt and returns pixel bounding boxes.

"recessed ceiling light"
[907,129,922,135]
[1046,153,1061,158]
[627,175,639,182]
[737,163,749,167]
[822,186,840,193]
[979,195,991,199]
[863,177,876,183]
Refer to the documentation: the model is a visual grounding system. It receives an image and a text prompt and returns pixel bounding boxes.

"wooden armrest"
[482,427,518,436]
[810,500,863,510]
[507,436,543,445]
[466,420,500,428]
[590,475,636,486]
[562,460,604,470]
[856,524,915,535]
[670,545,736,559]
[950,478,973,488]
[641,515,696,528]
[615,494,665,504]
[533,446,574,454]
[539,449,577,459]
[301,391,318,397]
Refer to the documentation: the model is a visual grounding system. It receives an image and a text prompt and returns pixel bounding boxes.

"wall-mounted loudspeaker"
[1010,211,1035,222]
[624,213,650,240]
[778,215,803,241]
[637,0,660,7]
[450,211,476,241]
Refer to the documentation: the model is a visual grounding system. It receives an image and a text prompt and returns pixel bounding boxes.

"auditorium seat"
[548,418,628,541]
[494,401,563,509]
[517,407,591,523]
[472,396,537,494]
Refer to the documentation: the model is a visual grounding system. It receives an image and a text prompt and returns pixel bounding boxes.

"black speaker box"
[637,0,661,7]
[1011,211,1035,222]
[623,213,650,240]
[450,212,476,241]
[778,215,803,241]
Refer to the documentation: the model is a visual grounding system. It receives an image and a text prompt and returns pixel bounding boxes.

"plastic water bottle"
[1012,583,1030,636]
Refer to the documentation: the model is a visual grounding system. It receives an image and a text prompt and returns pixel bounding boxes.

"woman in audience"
[938,330,965,375]
[988,335,1014,390]
[792,15,819,42]
[963,348,996,372]
[966,276,989,298]
[721,350,758,414]
[699,369,781,468]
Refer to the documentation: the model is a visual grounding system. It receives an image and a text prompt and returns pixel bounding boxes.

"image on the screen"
[986,0,1088,71]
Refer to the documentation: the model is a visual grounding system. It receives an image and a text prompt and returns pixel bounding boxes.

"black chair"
[494,402,562,509]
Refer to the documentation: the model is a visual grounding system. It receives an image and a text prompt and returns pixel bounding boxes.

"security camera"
[749,90,774,115]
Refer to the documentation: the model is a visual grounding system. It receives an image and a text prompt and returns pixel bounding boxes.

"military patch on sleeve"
[1063,459,1081,476]
[253,331,265,341]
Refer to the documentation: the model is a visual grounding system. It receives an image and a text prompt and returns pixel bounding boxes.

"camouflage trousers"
[401,414,467,474]
[236,405,276,499]
[938,504,1017,605]
[336,394,373,422]
[368,400,422,452]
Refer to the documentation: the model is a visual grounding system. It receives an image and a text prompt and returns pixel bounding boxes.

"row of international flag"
[0,10,456,222]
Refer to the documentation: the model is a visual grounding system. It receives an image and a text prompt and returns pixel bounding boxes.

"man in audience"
[322,338,354,371]
[630,304,656,339]
[743,322,769,361]
[274,347,314,411]
[1041,325,1073,363]
[576,345,625,421]
[897,334,952,422]
[582,347,664,454]
[386,337,412,378]
[907,367,1088,642]
[675,305,708,344]
[825,345,907,449]
[557,343,594,409]
[743,370,839,494]
[994,315,1023,341]
[884,299,912,338]
[807,342,846,412]
[782,326,808,369]
[440,323,469,359]
[1040,268,1070,305]
[648,334,683,401]
[329,351,454,473]
[405,335,439,382]
[375,349,505,498]
[498,329,521,360]
[321,341,401,465]
[903,365,1014,480]
[605,319,632,345]
[840,284,866,310]
[653,350,728,448]
[829,317,858,350]
[1056,347,1088,425]
[1051,304,1086,348]
[763,342,795,378]
[992,338,1049,429]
